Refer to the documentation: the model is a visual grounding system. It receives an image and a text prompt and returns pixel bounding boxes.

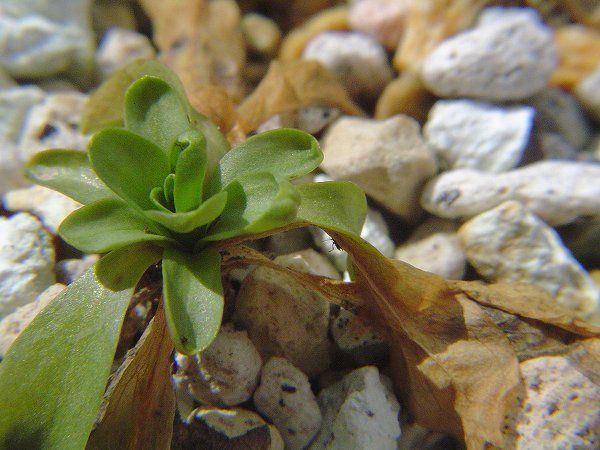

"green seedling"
[0,65,366,449]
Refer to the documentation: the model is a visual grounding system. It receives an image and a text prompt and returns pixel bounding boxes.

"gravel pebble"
[0,283,64,358]
[302,31,394,100]
[322,115,437,221]
[331,308,388,365]
[234,252,334,378]
[348,0,409,50]
[3,185,80,233]
[96,27,155,77]
[424,99,534,172]
[575,62,600,123]
[422,7,556,101]
[311,366,401,450]
[513,352,600,449]
[395,218,466,279]
[173,323,262,407]
[254,357,322,449]
[459,201,600,325]
[0,213,55,319]
[421,161,600,226]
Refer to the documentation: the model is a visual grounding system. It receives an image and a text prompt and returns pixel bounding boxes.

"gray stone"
[421,161,600,226]
[331,308,388,365]
[321,115,437,221]
[55,254,98,285]
[395,218,466,279]
[424,99,534,172]
[311,366,401,450]
[530,88,592,150]
[96,27,155,78]
[0,213,55,319]
[234,251,334,378]
[513,354,600,449]
[172,323,262,407]
[3,185,80,233]
[19,91,89,159]
[422,7,556,101]
[348,0,410,50]
[0,0,95,81]
[459,201,600,325]
[302,31,394,100]
[575,62,600,123]
[254,357,322,449]
[0,283,64,358]
[183,407,284,450]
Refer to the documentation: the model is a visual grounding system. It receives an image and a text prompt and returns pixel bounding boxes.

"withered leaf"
[326,232,522,449]
[450,280,600,337]
[236,60,364,134]
[87,306,175,450]
[142,0,247,102]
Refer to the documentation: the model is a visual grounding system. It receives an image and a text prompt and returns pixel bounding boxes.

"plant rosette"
[0,65,366,449]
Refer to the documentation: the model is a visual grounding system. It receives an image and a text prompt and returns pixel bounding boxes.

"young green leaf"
[163,174,176,212]
[89,128,170,211]
[81,59,189,134]
[59,199,174,253]
[149,186,172,213]
[95,242,164,291]
[144,191,228,233]
[0,269,133,450]
[24,150,117,205]
[162,247,224,354]
[124,76,191,153]
[203,173,300,241]
[296,181,367,235]
[206,128,322,195]
[173,131,207,213]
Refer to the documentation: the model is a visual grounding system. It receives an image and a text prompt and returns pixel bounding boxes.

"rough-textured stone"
[321,115,437,221]
[241,13,281,57]
[172,323,262,407]
[530,88,591,150]
[459,201,600,325]
[424,99,534,172]
[0,213,55,319]
[302,31,394,100]
[422,7,556,101]
[421,161,600,226]
[0,85,44,193]
[19,91,88,159]
[311,366,401,450]
[3,185,80,233]
[348,0,409,50]
[395,218,466,279]
[54,254,98,285]
[0,0,95,81]
[331,308,388,365]
[0,283,64,358]
[576,62,600,122]
[256,106,340,136]
[179,407,284,450]
[254,357,322,449]
[234,251,334,378]
[513,354,600,449]
[96,27,155,77]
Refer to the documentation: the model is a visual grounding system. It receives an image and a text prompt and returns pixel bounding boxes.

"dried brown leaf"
[374,72,435,122]
[279,6,349,61]
[141,0,247,102]
[449,280,600,337]
[236,60,363,133]
[551,25,600,90]
[87,306,175,450]
[327,232,521,449]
